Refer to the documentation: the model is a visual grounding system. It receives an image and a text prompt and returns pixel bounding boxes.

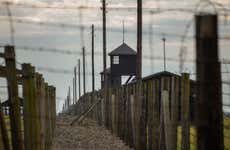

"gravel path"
[52,116,132,150]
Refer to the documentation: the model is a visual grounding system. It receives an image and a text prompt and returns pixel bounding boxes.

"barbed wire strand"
[5,2,14,45]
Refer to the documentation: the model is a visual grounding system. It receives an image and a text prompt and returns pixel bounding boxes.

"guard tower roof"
[108,43,137,56]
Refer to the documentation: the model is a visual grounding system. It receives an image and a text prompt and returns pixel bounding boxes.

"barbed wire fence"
[0,0,230,115]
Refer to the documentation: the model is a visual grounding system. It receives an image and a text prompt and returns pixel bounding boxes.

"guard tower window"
[113,56,119,64]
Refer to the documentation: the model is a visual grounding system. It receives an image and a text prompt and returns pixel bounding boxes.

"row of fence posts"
[0,46,56,150]
[74,74,190,150]
[71,14,223,150]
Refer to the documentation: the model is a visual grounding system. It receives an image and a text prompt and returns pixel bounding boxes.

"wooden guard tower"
[101,43,137,88]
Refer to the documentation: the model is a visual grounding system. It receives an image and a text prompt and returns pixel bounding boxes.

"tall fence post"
[0,98,10,150]
[160,77,170,150]
[4,45,23,150]
[152,79,160,150]
[170,77,179,150]
[48,86,53,146]
[49,86,56,138]
[147,80,154,150]
[36,73,46,150]
[44,83,51,150]
[195,14,223,150]
[22,64,41,150]
[181,73,190,150]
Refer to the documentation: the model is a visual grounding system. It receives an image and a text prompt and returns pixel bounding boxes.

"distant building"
[101,43,137,88]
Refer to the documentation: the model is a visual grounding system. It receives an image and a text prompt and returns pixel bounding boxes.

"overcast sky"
[0,0,230,112]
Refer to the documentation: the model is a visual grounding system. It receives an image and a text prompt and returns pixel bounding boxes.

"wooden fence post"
[195,14,223,150]
[50,86,56,138]
[152,79,160,150]
[4,45,23,150]
[141,81,147,149]
[108,88,112,130]
[181,73,190,150]
[121,86,125,140]
[111,92,115,134]
[126,85,132,146]
[170,76,179,150]
[114,88,119,136]
[0,99,10,150]
[0,124,4,150]
[44,83,51,150]
[36,73,46,150]
[101,95,105,126]
[117,87,122,137]
[48,86,55,142]
[159,77,170,150]
[130,85,135,148]
[161,77,171,150]
[22,64,41,150]
[147,80,153,150]
[162,90,170,150]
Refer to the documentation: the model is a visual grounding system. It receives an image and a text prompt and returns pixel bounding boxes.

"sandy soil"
[52,116,132,150]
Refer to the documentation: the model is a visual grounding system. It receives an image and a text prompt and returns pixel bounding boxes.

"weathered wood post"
[82,47,86,95]
[151,79,160,150]
[50,86,56,137]
[4,45,23,150]
[92,24,95,92]
[74,66,77,103]
[170,76,179,150]
[0,124,4,150]
[130,84,135,148]
[181,73,190,150]
[0,98,10,150]
[44,83,51,150]
[160,77,170,150]
[35,73,46,150]
[78,59,81,98]
[147,80,154,150]
[111,90,115,133]
[22,64,41,150]
[195,14,223,150]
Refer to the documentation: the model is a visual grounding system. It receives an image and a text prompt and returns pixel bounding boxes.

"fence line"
[0,45,56,150]
[63,14,225,150]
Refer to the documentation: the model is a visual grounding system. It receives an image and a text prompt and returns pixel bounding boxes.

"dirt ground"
[52,115,132,150]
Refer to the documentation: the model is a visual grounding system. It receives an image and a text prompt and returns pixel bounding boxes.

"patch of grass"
[177,126,196,150]
[224,117,230,150]
[4,115,24,148]
[177,117,230,150]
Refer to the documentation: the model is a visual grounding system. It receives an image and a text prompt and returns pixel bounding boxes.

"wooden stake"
[0,98,10,150]
[74,66,77,102]
[102,0,107,87]
[152,79,160,150]
[35,73,46,150]
[73,78,75,104]
[92,24,95,92]
[170,77,179,150]
[4,45,23,150]
[136,0,142,80]
[22,64,41,150]
[83,47,86,95]
[181,73,190,150]
[195,14,223,150]
[78,59,81,98]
